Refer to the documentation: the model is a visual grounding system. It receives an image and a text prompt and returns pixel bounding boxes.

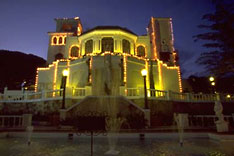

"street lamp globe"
[211,82,215,86]
[141,69,147,77]
[209,76,214,82]
[63,69,69,76]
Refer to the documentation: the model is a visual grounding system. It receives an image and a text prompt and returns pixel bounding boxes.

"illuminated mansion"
[36,17,182,97]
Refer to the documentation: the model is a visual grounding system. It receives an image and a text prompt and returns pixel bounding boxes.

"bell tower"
[47,17,83,64]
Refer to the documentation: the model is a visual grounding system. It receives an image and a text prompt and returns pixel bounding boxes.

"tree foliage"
[194,0,234,77]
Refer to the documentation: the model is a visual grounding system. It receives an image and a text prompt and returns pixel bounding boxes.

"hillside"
[0,50,46,92]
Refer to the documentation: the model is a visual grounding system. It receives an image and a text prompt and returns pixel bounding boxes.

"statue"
[214,101,228,132]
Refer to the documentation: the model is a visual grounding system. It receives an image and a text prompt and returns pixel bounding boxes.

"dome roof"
[81,26,137,36]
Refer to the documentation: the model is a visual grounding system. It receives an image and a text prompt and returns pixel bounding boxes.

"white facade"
[36,17,182,96]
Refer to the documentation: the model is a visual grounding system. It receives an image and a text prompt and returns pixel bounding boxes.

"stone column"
[119,86,125,96]
[130,41,134,55]
[186,93,190,102]
[166,90,171,100]
[232,113,234,122]
[41,90,46,99]
[85,86,92,96]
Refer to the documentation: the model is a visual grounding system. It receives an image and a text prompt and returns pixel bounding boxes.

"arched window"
[122,39,130,54]
[70,46,79,57]
[137,46,145,57]
[53,37,57,44]
[59,37,63,44]
[102,37,113,52]
[55,53,64,61]
[85,40,93,54]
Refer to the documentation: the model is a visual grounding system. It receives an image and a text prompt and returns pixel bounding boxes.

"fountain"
[93,54,125,155]
[105,117,125,155]
[26,126,33,146]
[174,113,188,147]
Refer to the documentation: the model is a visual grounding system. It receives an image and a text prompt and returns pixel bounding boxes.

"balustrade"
[73,88,86,97]
[0,87,233,103]
[0,115,23,128]
[188,115,233,128]
[125,88,140,97]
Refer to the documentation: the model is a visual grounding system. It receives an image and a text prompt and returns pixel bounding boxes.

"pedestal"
[105,150,120,156]
[216,120,228,132]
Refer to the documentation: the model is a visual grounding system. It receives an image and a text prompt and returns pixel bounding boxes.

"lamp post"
[141,69,149,109]
[209,76,215,94]
[61,69,69,109]
[21,80,26,100]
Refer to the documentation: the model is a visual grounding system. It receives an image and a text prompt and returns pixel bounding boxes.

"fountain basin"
[1,132,234,156]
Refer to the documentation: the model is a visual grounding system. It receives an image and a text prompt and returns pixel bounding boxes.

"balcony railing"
[72,88,86,97]
[0,87,233,103]
[0,115,23,128]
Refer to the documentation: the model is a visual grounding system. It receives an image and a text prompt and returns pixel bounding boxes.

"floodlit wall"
[126,57,145,88]
[160,64,180,92]
[69,59,89,88]
[78,30,137,55]
[64,36,79,58]
[91,55,121,95]
[150,62,160,90]
[37,67,54,91]
[47,39,66,64]
[38,17,182,94]
[156,18,174,53]
[136,35,151,58]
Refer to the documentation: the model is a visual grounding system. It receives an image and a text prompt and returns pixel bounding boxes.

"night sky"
[0,0,215,78]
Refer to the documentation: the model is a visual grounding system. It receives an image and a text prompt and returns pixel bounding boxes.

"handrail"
[148,89,167,100]
[0,115,23,128]
[73,88,86,97]
[125,88,140,97]
[0,88,233,103]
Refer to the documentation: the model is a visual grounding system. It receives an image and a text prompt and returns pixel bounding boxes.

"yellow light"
[53,61,58,96]
[141,69,147,76]
[209,76,215,82]
[35,69,39,92]
[67,60,70,85]
[123,55,127,84]
[211,82,215,86]
[89,57,92,83]
[63,69,69,76]
[51,35,67,46]
[227,94,231,98]
[145,60,149,91]
[157,60,163,90]
[157,59,182,92]
[177,67,183,92]
[151,17,158,59]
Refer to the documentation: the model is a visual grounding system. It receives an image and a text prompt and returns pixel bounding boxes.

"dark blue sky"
[0,0,215,77]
